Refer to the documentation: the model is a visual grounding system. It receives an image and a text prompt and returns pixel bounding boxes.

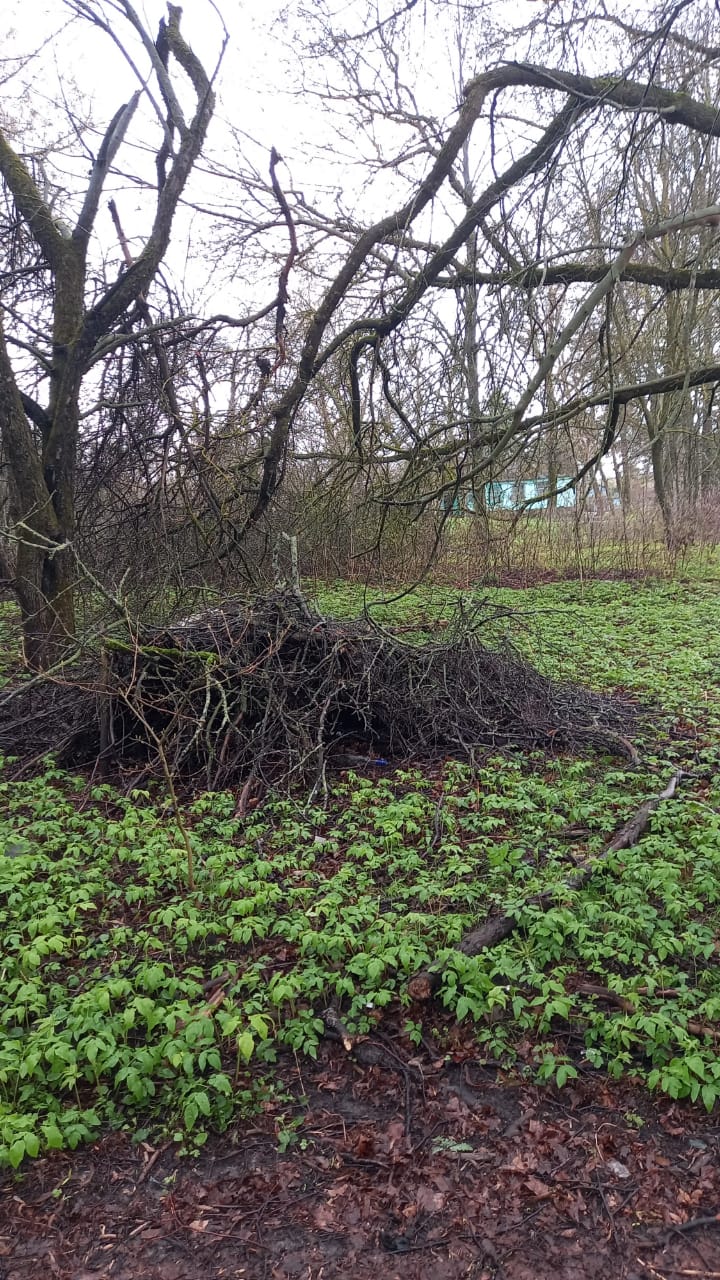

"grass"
[1,576,720,1168]
[436,509,720,584]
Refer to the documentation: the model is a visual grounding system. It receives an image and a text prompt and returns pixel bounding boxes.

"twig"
[670,1214,720,1234]
[137,1140,171,1184]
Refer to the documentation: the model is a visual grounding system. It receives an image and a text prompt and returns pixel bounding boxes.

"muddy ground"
[2,1043,720,1280]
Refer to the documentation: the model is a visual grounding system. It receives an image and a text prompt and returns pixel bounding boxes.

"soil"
[2,1045,719,1280]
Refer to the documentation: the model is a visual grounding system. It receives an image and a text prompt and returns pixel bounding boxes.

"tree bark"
[0,313,76,667]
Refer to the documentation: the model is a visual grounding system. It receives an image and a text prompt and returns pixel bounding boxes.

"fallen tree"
[407,770,684,1001]
[0,590,637,790]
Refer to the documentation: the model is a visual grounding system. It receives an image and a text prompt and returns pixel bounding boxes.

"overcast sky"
[1,1,655,323]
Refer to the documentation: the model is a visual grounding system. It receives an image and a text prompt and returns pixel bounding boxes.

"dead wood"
[0,590,638,790]
[572,979,719,1041]
[407,770,684,1001]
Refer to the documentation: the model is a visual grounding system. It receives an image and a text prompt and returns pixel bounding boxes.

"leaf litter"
[2,1045,720,1280]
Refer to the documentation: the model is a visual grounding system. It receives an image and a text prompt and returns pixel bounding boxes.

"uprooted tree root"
[0,591,638,790]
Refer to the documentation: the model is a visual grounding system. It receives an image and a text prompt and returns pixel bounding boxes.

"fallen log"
[571,979,719,1041]
[407,769,685,1001]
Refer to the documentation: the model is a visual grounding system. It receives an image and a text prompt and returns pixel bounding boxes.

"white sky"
[3,1,369,184]
[1,0,671,273]
[3,0,503,328]
[2,3,297,303]
[2,0,522,206]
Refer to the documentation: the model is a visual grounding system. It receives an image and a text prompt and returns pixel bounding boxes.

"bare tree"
[7,0,720,658]
[0,1,219,666]
[202,1,720,568]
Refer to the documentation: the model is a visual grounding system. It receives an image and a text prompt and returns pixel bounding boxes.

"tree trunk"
[699,388,717,496]
[14,544,76,670]
[460,137,486,516]
[0,312,76,667]
[0,246,83,667]
[0,6,214,667]
[642,401,674,549]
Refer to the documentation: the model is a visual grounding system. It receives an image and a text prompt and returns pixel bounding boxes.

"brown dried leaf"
[386,1120,406,1151]
[416,1184,446,1213]
[502,1152,538,1174]
[313,1205,336,1231]
[524,1176,552,1199]
[353,1132,375,1158]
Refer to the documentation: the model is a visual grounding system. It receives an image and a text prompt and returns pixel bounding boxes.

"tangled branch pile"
[0,592,637,790]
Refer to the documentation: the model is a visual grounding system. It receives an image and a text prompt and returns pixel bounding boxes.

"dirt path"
[2,1049,720,1280]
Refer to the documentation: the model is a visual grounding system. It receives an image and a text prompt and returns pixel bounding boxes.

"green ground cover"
[1,577,720,1168]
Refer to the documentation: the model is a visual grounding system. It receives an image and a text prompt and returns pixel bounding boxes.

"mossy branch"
[103,638,218,665]
[0,132,68,270]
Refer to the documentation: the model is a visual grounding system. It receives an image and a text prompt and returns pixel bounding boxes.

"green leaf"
[701,1084,717,1112]
[237,1031,255,1063]
[455,996,470,1020]
[249,1014,270,1039]
[24,1132,40,1158]
[8,1140,26,1168]
[686,1055,707,1080]
[42,1123,64,1150]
